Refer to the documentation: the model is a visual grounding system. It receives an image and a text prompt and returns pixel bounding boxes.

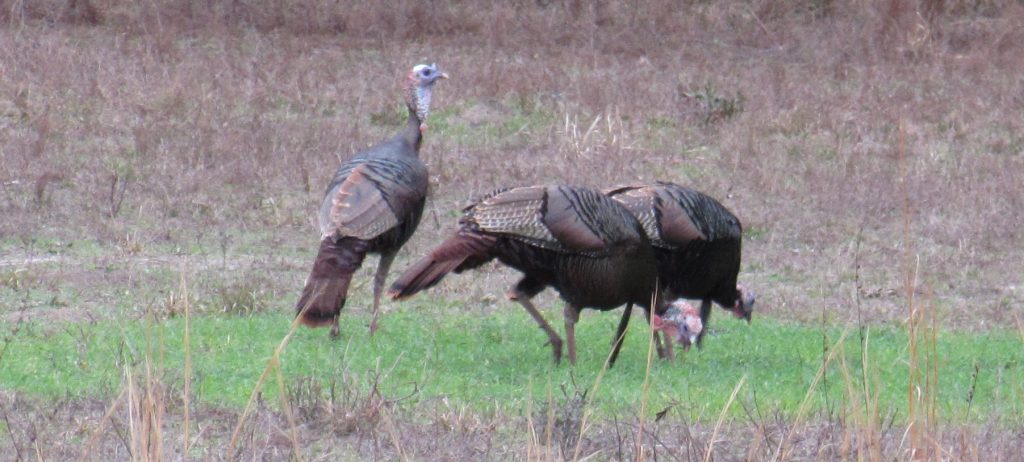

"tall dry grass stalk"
[84,261,194,461]
[704,374,746,462]
[634,302,658,461]
[1014,311,1024,343]
[273,355,302,458]
[835,330,882,460]
[837,232,885,460]
[830,231,886,460]
[569,302,657,461]
[83,313,169,461]
[226,302,307,461]
[545,381,555,462]
[524,377,560,462]
[180,260,191,462]
[126,353,165,462]
[562,111,631,161]
[859,329,881,458]
[84,388,127,459]
[381,405,409,460]
[774,328,851,461]
[570,339,614,461]
[525,378,538,461]
[898,119,942,460]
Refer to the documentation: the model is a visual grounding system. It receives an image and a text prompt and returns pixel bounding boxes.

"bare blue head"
[403,63,448,131]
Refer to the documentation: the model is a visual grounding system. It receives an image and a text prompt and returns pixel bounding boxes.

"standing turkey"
[605,181,755,347]
[388,185,664,365]
[295,63,447,337]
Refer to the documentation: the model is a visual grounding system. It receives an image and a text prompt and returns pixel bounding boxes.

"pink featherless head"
[655,300,703,349]
[732,284,755,323]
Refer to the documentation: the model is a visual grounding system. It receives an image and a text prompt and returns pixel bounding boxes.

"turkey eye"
[423,69,432,76]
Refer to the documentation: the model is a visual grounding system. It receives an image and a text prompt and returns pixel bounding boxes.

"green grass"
[1,303,1021,423]
[428,100,558,148]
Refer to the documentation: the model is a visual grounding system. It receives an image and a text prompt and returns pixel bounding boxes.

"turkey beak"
[677,333,696,351]
[740,306,752,323]
[438,72,449,80]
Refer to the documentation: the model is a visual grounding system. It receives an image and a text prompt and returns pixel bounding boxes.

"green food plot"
[1,304,1021,422]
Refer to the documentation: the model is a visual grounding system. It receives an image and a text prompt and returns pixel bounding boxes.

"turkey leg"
[509,287,564,364]
[697,298,712,348]
[608,303,632,367]
[330,314,341,339]
[368,251,397,336]
[641,308,668,359]
[564,304,581,365]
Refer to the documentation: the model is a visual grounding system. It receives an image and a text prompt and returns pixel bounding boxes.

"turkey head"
[404,63,448,131]
[730,284,755,323]
[652,300,703,350]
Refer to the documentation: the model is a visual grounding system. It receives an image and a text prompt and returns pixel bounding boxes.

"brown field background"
[1,0,1023,459]
[4,0,1022,327]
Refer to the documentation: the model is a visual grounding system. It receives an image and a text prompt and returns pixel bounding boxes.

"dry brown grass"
[5,387,1023,460]
[3,0,1021,331]
[2,0,1024,459]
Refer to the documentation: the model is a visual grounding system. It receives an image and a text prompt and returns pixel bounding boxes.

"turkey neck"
[400,105,423,153]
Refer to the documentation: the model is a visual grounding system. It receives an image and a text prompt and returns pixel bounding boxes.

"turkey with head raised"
[295,63,447,337]
[388,185,663,366]
[606,181,755,348]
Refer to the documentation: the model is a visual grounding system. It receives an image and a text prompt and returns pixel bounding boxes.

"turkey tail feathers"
[295,238,369,327]
[388,230,496,300]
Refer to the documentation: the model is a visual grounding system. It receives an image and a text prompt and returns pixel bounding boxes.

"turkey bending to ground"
[606,181,755,348]
[295,63,447,337]
[652,300,704,358]
[388,185,664,365]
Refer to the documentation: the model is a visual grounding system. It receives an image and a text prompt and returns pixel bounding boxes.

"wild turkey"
[295,63,447,337]
[651,299,704,359]
[388,185,663,365]
[606,181,755,347]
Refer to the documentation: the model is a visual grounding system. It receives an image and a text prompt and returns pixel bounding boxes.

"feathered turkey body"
[388,185,662,365]
[295,63,446,337]
[606,181,754,347]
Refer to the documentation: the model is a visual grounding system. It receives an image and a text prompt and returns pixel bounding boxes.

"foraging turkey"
[606,181,755,347]
[295,63,447,337]
[651,299,704,359]
[388,185,663,365]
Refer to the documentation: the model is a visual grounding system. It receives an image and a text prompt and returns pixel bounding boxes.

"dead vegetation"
[2,0,1021,331]
[3,385,1022,460]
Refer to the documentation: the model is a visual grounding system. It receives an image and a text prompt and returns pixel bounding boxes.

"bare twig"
[108,171,130,218]
[0,398,24,462]
[83,387,127,460]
